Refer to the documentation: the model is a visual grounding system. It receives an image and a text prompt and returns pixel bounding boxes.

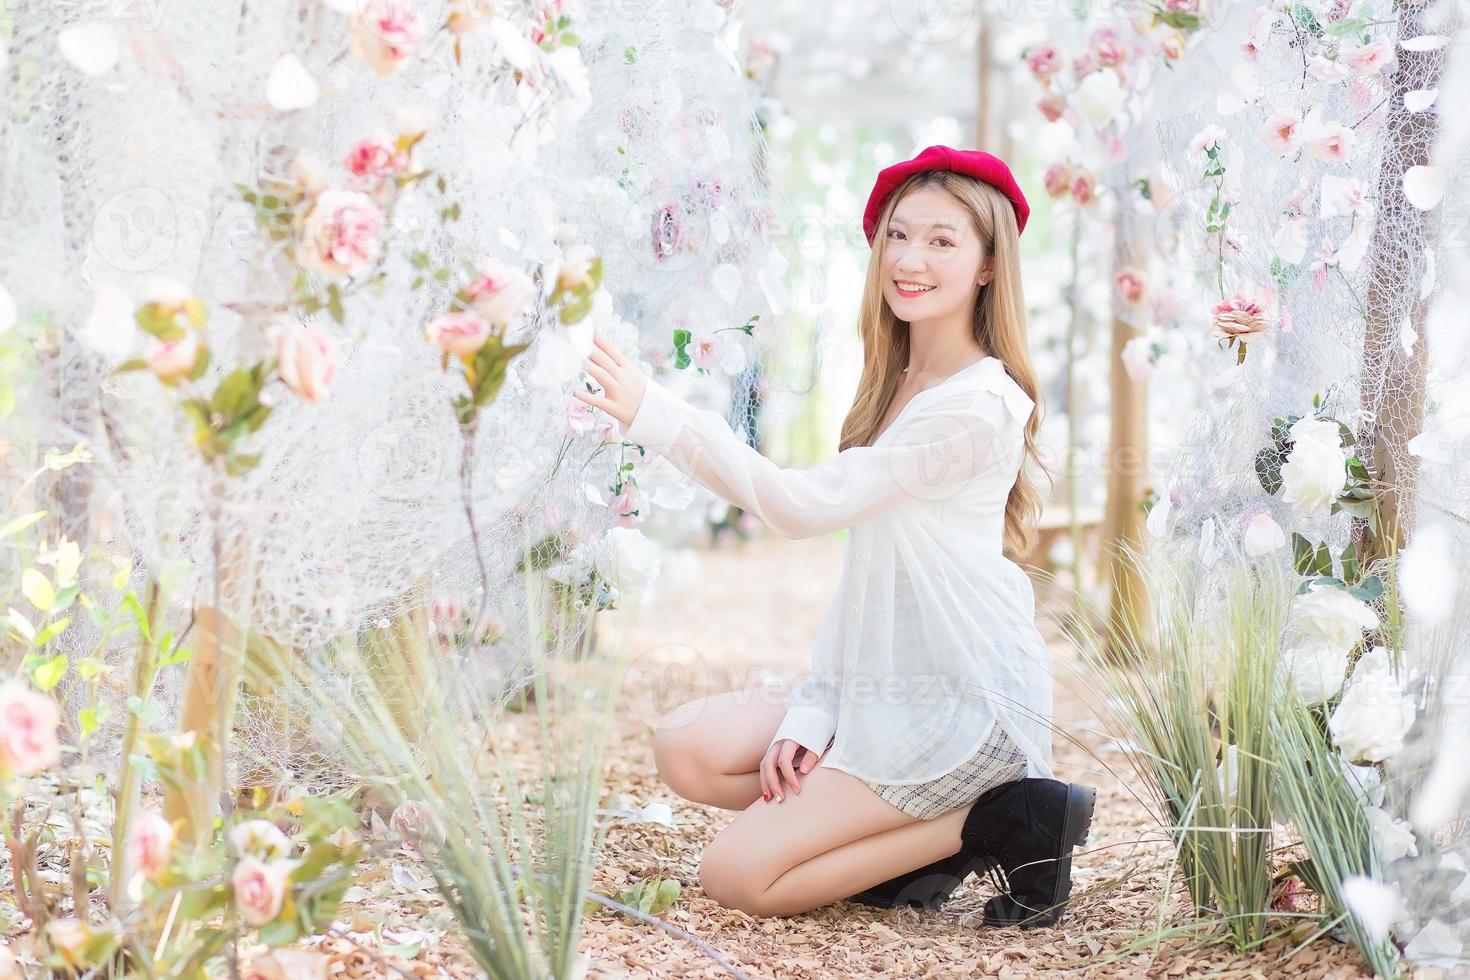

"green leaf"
[0,510,46,540]
[327,284,346,324]
[1291,533,1314,575]
[1254,446,1283,496]
[79,705,106,737]
[33,653,68,691]
[255,918,300,947]
[33,616,73,648]
[624,45,637,63]
[22,568,54,612]
[212,367,260,419]
[1348,576,1385,602]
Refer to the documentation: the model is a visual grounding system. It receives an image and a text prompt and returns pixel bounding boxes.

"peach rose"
[1210,293,1272,338]
[298,190,383,278]
[1306,120,1355,163]
[128,811,176,879]
[1160,34,1186,62]
[1344,40,1391,76]
[270,323,337,404]
[350,0,424,77]
[1043,162,1073,199]
[424,311,492,358]
[146,329,204,382]
[1263,113,1301,155]
[463,261,536,325]
[232,856,291,927]
[0,680,61,776]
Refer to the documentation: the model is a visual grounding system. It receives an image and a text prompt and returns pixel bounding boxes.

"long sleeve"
[767,675,838,756]
[616,376,1013,539]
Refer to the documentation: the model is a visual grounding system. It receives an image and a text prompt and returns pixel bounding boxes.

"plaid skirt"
[860,723,1029,820]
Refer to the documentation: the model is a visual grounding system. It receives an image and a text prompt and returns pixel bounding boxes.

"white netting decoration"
[1,0,793,787]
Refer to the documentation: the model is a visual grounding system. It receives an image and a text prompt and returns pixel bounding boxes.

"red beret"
[862,145,1030,246]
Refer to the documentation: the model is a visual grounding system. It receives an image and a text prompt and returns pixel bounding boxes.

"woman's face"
[879,186,991,323]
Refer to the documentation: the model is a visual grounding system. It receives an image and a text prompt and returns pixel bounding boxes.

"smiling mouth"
[895,281,936,295]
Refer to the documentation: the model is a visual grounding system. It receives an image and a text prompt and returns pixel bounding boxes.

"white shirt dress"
[615,355,1056,817]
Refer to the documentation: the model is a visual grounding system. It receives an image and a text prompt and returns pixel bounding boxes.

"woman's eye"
[888,230,905,239]
[935,238,953,247]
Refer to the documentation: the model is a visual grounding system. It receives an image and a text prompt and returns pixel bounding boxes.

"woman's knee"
[652,713,706,801]
[698,837,770,916]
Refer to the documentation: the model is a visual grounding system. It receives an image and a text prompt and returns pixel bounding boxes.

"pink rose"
[1070,171,1097,206]
[1344,40,1390,76]
[1210,293,1272,338]
[1037,92,1066,123]
[424,311,492,358]
[127,812,175,879]
[343,132,409,192]
[298,190,382,278]
[1071,52,1096,79]
[146,329,204,382]
[1090,28,1127,68]
[1024,43,1058,80]
[612,485,641,527]
[232,856,291,927]
[0,681,61,776]
[1160,34,1185,62]
[1165,0,1198,10]
[462,261,535,325]
[1263,113,1301,155]
[1043,162,1073,198]
[350,0,424,77]
[390,800,443,847]
[1306,121,1355,163]
[1114,268,1148,307]
[271,323,337,404]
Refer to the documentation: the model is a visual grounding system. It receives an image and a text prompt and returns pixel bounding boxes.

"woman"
[573,146,1094,927]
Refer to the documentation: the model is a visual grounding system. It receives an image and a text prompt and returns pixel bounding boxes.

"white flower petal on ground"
[637,801,675,827]
[59,22,119,75]
[267,54,320,111]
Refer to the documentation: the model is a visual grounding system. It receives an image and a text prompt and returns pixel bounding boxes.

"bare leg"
[699,765,971,917]
[652,685,791,810]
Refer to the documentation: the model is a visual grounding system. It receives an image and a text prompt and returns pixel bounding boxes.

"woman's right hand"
[760,738,822,803]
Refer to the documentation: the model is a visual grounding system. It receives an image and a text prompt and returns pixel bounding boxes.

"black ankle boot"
[961,778,1096,928]
[846,848,981,911]
[845,778,1095,919]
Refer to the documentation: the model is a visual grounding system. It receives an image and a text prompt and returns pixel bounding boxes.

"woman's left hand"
[573,327,648,429]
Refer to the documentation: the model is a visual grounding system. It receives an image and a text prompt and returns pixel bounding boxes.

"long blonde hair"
[839,170,1051,559]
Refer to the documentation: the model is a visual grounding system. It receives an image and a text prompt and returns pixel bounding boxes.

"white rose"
[1365,806,1418,864]
[229,819,293,862]
[603,527,661,593]
[1279,415,1348,518]
[1294,583,1379,649]
[1329,649,1415,763]
[1120,335,1155,382]
[1282,640,1348,704]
